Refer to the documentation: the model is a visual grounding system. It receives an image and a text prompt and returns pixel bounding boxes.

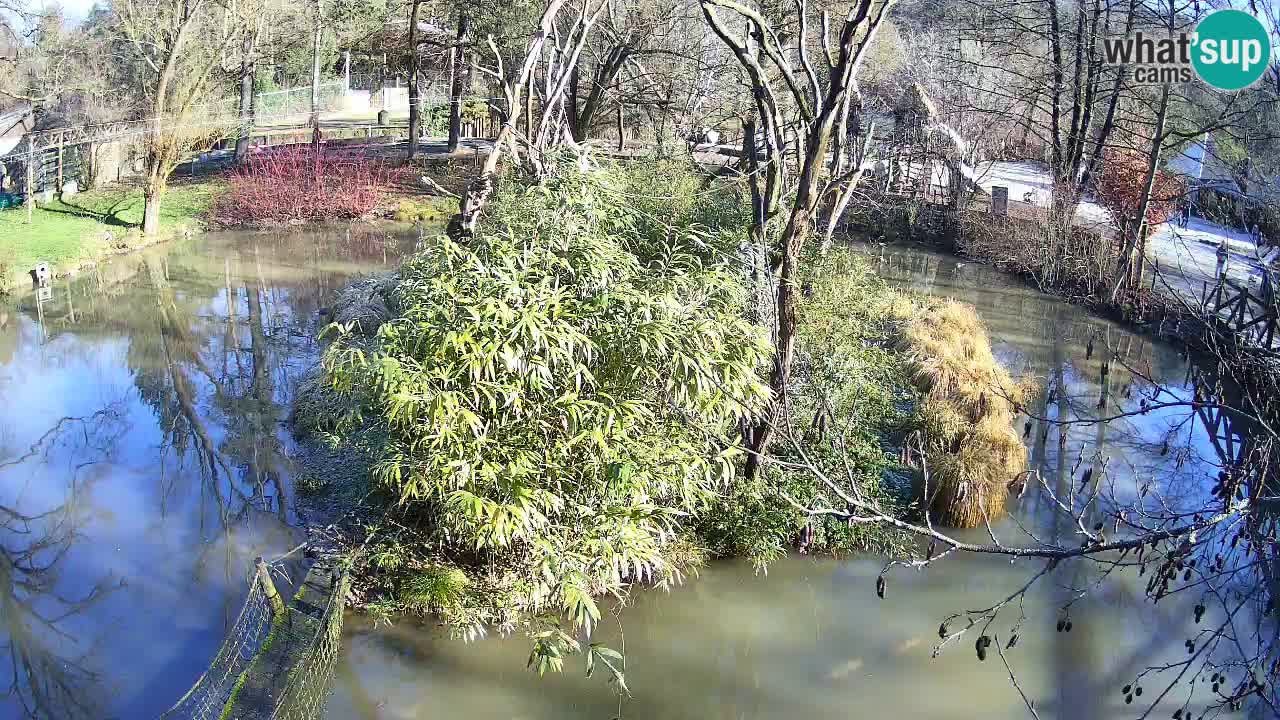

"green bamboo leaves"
[322,161,767,644]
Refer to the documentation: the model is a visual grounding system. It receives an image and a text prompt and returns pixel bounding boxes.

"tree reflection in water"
[0,226,415,718]
[0,407,126,720]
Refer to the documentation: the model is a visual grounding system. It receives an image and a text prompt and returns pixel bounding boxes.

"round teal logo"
[1192,10,1271,90]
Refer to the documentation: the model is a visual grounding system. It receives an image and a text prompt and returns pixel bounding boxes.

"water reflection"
[862,243,1230,520]
[0,225,416,719]
[326,242,1252,720]
[1,407,124,720]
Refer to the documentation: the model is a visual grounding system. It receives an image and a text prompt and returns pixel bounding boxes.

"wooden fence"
[1204,278,1279,352]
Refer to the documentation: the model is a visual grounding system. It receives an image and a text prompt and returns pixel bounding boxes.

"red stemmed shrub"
[216,145,390,225]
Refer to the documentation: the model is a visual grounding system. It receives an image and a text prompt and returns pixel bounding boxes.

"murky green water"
[325,242,1241,720]
[0,225,417,719]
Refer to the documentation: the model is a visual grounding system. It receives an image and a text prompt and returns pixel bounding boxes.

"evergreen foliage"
[322,161,769,642]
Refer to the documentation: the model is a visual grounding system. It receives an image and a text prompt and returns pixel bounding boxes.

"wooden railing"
[1204,277,1279,352]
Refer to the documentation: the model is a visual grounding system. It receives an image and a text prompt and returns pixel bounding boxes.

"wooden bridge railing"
[1204,277,1279,352]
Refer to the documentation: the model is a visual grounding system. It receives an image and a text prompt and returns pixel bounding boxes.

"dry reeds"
[899,300,1029,528]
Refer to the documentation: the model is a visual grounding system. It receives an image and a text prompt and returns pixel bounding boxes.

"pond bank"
[0,179,219,292]
[0,158,461,294]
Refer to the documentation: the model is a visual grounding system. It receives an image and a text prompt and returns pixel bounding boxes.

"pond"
[0,224,418,719]
[324,242,1250,720]
[0,231,1256,720]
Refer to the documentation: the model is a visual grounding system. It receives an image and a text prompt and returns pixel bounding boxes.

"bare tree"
[114,0,226,235]
[701,0,894,476]
[447,0,607,238]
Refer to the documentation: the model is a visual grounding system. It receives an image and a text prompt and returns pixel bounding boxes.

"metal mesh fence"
[158,575,273,720]
[270,567,351,720]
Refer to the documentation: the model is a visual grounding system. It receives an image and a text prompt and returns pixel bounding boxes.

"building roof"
[1169,132,1280,205]
[0,103,33,157]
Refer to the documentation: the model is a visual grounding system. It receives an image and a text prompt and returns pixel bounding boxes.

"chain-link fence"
[193,82,350,123]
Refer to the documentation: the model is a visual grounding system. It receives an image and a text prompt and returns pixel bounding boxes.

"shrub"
[1097,149,1184,228]
[697,249,917,565]
[215,145,389,225]
[321,161,769,637]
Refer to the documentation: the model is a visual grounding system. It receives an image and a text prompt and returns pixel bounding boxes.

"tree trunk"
[567,65,581,140]
[1078,0,1135,195]
[525,78,534,139]
[143,174,164,236]
[1046,0,1065,184]
[310,0,323,125]
[235,31,255,164]
[568,44,631,142]
[1110,84,1170,302]
[407,0,422,159]
[446,15,469,152]
[616,102,624,150]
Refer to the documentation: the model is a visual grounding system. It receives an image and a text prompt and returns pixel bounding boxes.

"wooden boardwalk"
[1202,278,1279,352]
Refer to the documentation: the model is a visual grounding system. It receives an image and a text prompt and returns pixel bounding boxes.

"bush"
[215,145,389,225]
[957,212,1117,299]
[697,249,917,565]
[321,161,769,638]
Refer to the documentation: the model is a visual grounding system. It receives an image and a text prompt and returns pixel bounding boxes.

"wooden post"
[255,556,287,618]
[26,140,34,224]
[57,133,64,195]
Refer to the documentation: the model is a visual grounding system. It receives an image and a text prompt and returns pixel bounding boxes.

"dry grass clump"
[292,368,351,436]
[332,272,398,336]
[900,299,1030,528]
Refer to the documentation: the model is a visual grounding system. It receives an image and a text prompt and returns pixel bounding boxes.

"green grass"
[0,180,221,289]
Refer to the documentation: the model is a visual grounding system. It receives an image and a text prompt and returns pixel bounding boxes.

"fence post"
[255,556,287,618]
[25,139,34,224]
[57,133,64,195]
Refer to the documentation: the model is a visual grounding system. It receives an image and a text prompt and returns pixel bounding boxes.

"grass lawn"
[0,180,221,289]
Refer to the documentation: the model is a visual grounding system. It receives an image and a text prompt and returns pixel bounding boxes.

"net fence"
[156,561,351,720]
[270,568,351,720]
[158,573,273,720]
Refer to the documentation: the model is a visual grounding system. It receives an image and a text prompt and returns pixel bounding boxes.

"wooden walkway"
[1202,278,1279,352]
